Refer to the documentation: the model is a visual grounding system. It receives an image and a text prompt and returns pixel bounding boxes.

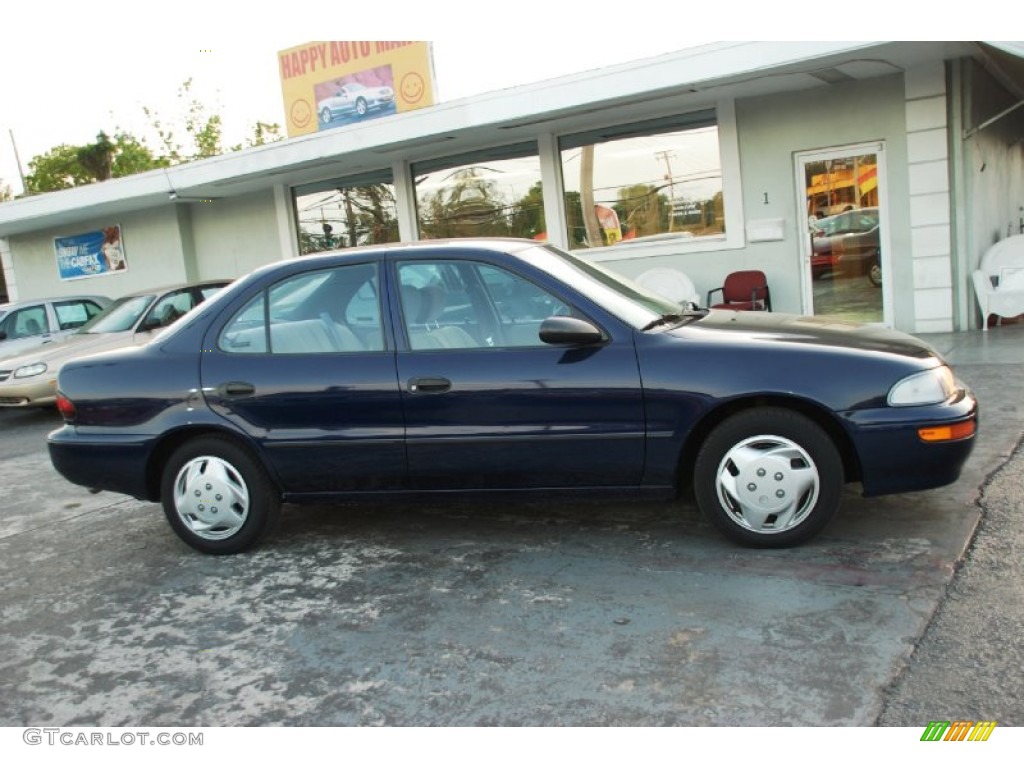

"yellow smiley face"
[399,73,426,106]
[291,99,312,130]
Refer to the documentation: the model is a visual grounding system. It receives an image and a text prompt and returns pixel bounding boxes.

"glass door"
[795,144,891,325]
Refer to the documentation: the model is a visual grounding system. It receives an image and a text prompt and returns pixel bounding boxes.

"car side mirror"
[539,316,606,346]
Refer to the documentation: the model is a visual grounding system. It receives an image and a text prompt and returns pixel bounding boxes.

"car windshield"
[519,244,688,329]
[76,295,154,334]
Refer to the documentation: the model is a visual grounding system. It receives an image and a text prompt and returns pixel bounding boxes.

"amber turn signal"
[918,419,976,443]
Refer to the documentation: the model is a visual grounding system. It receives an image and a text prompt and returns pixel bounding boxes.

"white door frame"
[794,142,894,326]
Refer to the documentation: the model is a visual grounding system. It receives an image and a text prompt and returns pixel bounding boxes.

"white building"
[2,41,1022,332]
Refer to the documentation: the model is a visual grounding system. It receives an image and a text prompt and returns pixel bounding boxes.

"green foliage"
[23,77,282,195]
[510,182,545,239]
[419,168,511,239]
[0,181,12,202]
[298,184,399,255]
[26,132,168,193]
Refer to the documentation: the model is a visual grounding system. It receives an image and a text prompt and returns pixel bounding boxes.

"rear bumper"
[48,426,154,500]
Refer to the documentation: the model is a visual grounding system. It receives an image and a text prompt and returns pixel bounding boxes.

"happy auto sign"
[278,41,436,137]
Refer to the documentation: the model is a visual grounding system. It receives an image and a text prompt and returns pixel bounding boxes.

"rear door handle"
[216,381,256,398]
[408,377,451,394]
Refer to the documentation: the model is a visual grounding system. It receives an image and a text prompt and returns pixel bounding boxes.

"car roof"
[0,294,110,312]
[113,279,232,300]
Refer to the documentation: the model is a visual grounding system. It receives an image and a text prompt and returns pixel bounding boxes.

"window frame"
[545,98,745,263]
[394,256,590,353]
[217,262,386,356]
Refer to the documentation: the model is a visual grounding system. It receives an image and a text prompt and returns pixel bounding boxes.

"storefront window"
[294,171,399,255]
[559,112,724,249]
[413,144,544,240]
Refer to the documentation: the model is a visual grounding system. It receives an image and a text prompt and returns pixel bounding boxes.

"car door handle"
[216,381,256,398]
[408,377,451,394]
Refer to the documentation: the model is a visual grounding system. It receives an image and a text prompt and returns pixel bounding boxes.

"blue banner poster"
[54,226,127,280]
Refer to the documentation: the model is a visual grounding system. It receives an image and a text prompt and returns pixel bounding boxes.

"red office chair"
[707,270,772,311]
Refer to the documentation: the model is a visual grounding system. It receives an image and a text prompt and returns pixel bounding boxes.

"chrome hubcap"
[716,435,819,535]
[172,455,250,541]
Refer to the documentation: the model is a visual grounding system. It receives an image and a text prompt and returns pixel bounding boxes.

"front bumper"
[846,388,978,496]
[0,375,57,406]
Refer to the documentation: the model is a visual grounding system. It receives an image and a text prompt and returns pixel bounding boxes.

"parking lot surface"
[1,326,1022,726]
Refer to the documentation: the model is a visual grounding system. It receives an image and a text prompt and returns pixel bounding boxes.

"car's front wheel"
[693,408,843,547]
[868,258,883,287]
[355,98,368,117]
[161,436,280,554]
[320,107,332,124]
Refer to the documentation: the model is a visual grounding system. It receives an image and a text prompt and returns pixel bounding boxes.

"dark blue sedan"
[48,239,977,554]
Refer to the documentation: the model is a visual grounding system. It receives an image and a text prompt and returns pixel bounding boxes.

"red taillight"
[55,393,76,423]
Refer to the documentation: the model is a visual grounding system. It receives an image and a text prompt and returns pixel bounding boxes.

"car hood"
[673,310,940,361]
[1,330,140,371]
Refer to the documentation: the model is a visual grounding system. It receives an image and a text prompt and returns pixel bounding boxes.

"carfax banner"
[54,226,127,280]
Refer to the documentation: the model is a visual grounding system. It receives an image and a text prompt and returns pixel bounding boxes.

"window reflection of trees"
[414,153,545,241]
[560,121,725,249]
[296,183,399,255]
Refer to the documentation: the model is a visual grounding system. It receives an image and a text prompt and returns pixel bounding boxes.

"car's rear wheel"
[320,107,332,124]
[693,408,843,547]
[161,436,280,555]
[355,98,368,117]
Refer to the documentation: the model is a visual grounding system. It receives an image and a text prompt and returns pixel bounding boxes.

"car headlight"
[13,362,48,379]
[887,366,955,406]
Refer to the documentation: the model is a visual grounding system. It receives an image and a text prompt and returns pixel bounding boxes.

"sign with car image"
[278,41,436,137]
[54,226,127,280]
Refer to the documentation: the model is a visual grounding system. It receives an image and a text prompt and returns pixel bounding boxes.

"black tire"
[868,258,882,287]
[355,98,368,117]
[320,107,332,124]
[693,408,843,548]
[160,436,280,555]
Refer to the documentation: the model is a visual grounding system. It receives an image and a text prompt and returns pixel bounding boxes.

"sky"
[0,3,1008,197]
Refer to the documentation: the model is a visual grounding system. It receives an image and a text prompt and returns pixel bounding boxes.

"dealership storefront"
[2,41,1022,333]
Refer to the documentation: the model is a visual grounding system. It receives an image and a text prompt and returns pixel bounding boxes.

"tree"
[25,132,168,193]
[615,183,668,239]
[1,181,13,202]
[418,168,509,239]
[510,182,545,239]
[22,77,282,195]
[297,184,399,254]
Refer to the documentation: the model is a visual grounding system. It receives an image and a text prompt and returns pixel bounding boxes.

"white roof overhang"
[0,40,1009,238]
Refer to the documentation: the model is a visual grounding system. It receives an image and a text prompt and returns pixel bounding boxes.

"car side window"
[3,305,49,339]
[54,299,103,330]
[145,290,197,329]
[398,261,570,351]
[219,263,383,354]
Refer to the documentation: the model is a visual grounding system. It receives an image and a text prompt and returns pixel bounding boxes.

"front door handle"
[408,377,451,394]
[216,381,256,398]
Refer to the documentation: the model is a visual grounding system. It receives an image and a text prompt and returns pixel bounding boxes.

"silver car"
[318,82,395,123]
[0,295,111,362]
[0,281,229,408]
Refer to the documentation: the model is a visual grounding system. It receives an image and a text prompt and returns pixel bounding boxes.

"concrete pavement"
[0,324,1022,726]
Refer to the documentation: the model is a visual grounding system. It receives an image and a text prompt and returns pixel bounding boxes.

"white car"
[318,82,394,123]
[0,281,228,408]
[0,295,111,362]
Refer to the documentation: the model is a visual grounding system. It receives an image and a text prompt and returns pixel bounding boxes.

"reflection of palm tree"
[420,168,510,238]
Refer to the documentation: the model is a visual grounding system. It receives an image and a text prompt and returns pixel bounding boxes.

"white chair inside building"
[634,268,701,308]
